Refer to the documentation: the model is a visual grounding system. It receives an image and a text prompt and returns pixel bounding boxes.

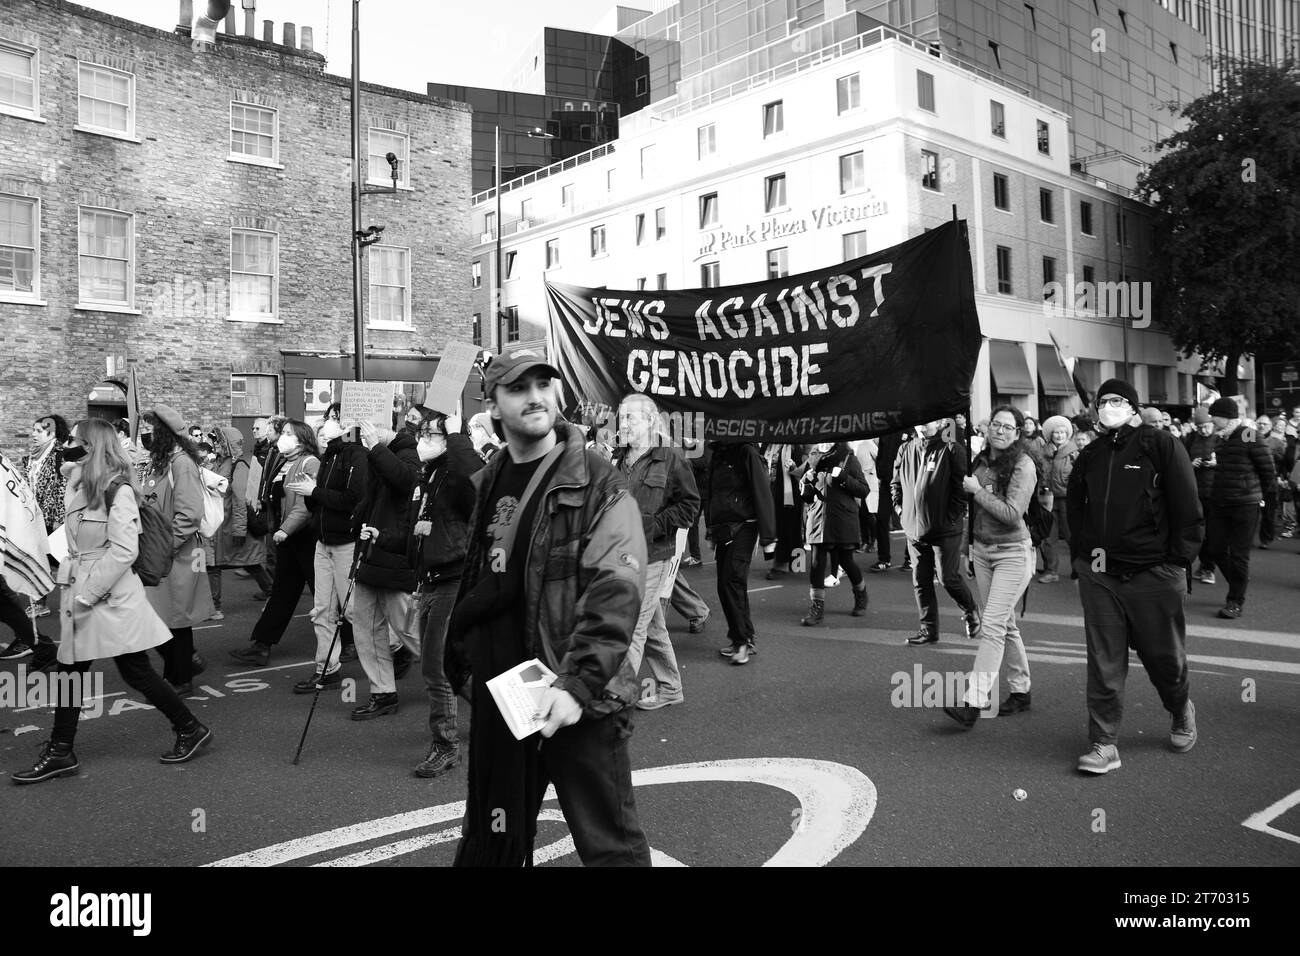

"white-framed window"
[606,169,615,193]
[916,70,935,112]
[636,277,647,291]
[471,260,482,288]
[767,247,788,279]
[1036,119,1050,154]
[0,194,38,299]
[762,100,783,137]
[78,207,133,307]
[503,305,520,343]
[1080,200,1095,236]
[921,150,940,191]
[1039,188,1055,224]
[839,151,865,194]
[230,373,279,417]
[993,172,1010,210]
[655,207,666,240]
[0,39,39,119]
[546,238,561,269]
[472,312,481,345]
[590,224,606,257]
[700,262,720,288]
[635,213,646,246]
[699,192,719,229]
[77,62,134,137]
[764,173,787,213]
[656,273,667,290]
[504,249,517,280]
[368,245,411,327]
[519,199,533,221]
[842,230,867,260]
[367,128,410,187]
[836,73,860,114]
[996,245,1012,294]
[561,183,575,207]
[990,100,1006,138]
[229,227,278,320]
[698,123,716,159]
[230,101,278,163]
[641,145,656,179]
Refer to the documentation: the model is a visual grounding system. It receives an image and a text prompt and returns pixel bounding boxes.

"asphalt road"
[2,532,1298,867]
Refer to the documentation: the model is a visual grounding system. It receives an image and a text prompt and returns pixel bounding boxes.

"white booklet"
[658,528,690,600]
[48,524,69,564]
[486,658,558,740]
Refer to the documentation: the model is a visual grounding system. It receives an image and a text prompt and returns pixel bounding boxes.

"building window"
[504,250,517,280]
[1118,9,1128,32]
[484,211,496,239]
[990,100,1005,137]
[472,312,481,345]
[762,99,783,137]
[230,228,278,319]
[635,213,646,245]
[839,151,865,194]
[606,169,615,193]
[520,199,533,222]
[545,238,560,269]
[230,374,278,417]
[0,194,37,296]
[590,224,606,257]
[504,305,520,343]
[996,245,1012,294]
[921,150,940,191]
[988,40,1002,69]
[561,183,574,207]
[1036,119,1050,154]
[843,230,867,260]
[230,102,277,162]
[764,173,787,212]
[655,207,666,240]
[471,260,482,289]
[1170,41,1179,64]
[698,123,716,159]
[993,172,1010,210]
[1080,201,1094,236]
[1024,3,1037,30]
[767,247,788,279]
[367,128,410,187]
[1082,264,1095,286]
[837,73,860,114]
[78,207,133,306]
[699,192,718,229]
[637,277,647,291]
[1118,211,1129,246]
[916,70,935,112]
[77,62,134,136]
[700,261,720,288]
[1039,188,1054,224]
[635,76,648,96]
[0,40,38,117]
[579,124,593,141]
[640,145,655,179]
[656,273,667,290]
[1042,256,1056,297]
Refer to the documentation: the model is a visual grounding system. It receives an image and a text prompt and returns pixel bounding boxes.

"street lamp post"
[492,125,555,355]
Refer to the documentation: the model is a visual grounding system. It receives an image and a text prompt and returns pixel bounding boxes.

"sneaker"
[1170,699,1197,753]
[12,741,79,785]
[682,556,702,567]
[227,642,270,666]
[1196,569,1216,585]
[351,693,399,720]
[963,609,982,640]
[636,692,684,711]
[159,722,213,764]
[869,561,891,572]
[824,573,841,587]
[718,643,757,658]
[731,643,752,665]
[208,610,224,621]
[1077,742,1121,775]
[688,613,709,634]
[0,637,34,660]
[414,745,461,779]
[1217,603,1242,620]
[898,561,912,572]
[1036,572,1059,584]
[293,667,343,694]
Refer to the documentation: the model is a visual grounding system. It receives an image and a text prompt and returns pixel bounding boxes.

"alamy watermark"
[0,665,105,717]
[1042,274,1152,328]
[891,664,1000,718]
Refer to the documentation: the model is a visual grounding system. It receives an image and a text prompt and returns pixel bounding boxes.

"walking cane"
[292,537,371,765]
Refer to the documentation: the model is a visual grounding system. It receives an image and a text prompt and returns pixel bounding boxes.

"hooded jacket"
[408,432,483,585]
[355,431,421,591]
[891,434,968,542]
[308,436,369,546]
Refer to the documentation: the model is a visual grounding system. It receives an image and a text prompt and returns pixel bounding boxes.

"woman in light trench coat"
[138,405,214,693]
[10,419,212,785]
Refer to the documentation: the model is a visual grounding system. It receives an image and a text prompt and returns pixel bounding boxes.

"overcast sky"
[76,0,626,93]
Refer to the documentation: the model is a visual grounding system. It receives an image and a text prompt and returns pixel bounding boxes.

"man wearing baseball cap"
[444,354,651,866]
[1066,378,1202,775]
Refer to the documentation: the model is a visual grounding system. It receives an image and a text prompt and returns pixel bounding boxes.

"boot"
[851,585,868,616]
[351,692,399,721]
[227,641,270,666]
[160,721,212,764]
[12,740,80,785]
[801,599,825,627]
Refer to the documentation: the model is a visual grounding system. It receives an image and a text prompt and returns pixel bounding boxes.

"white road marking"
[747,585,783,593]
[1242,789,1300,846]
[13,690,126,714]
[227,662,314,677]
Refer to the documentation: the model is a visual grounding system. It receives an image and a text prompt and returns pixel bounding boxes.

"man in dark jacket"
[871,429,905,571]
[444,354,650,866]
[1204,396,1276,619]
[350,416,424,719]
[289,418,368,692]
[891,419,980,645]
[1183,407,1220,584]
[407,412,482,778]
[1067,378,1203,776]
[707,441,777,664]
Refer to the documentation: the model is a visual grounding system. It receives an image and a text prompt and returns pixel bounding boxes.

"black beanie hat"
[1209,397,1239,418]
[1095,378,1139,410]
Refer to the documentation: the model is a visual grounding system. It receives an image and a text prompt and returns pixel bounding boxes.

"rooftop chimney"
[283,22,296,48]
[224,7,237,33]
[262,19,273,42]
[301,26,314,53]
[178,0,193,31]
[243,2,255,37]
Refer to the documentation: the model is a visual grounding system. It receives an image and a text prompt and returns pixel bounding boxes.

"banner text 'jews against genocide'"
[545,220,984,443]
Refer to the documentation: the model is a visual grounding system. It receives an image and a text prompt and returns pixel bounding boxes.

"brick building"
[0,0,472,455]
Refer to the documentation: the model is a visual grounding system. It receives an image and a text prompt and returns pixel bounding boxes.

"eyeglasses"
[1097,396,1130,408]
[417,429,444,440]
[987,422,1018,433]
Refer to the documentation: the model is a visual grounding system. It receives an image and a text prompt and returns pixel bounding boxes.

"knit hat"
[1040,415,1072,440]
[1095,378,1139,410]
[1140,407,1163,426]
[1191,407,1211,425]
[1209,397,1239,419]
[151,403,186,436]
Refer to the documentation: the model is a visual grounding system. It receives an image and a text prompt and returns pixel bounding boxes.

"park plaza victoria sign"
[694,194,890,260]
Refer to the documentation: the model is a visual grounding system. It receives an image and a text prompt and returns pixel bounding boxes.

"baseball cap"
[483,353,561,395]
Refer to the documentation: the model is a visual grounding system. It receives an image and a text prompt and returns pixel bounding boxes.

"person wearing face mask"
[1036,415,1079,584]
[406,412,482,776]
[204,427,265,623]
[798,441,869,626]
[1066,380,1202,774]
[277,416,369,691]
[228,421,322,667]
[1184,407,1221,584]
[1203,396,1275,619]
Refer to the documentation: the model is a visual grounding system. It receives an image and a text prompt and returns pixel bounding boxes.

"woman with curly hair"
[944,404,1037,728]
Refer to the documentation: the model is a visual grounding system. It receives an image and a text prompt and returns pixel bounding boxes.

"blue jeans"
[418,582,459,750]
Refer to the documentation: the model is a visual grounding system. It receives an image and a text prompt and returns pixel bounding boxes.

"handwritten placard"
[340,381,398,430]
[426,341,483,414]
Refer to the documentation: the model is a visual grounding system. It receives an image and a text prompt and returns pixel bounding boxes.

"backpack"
[1023,455,1055,547]
[107,478,172,587]
[198,467,229,538]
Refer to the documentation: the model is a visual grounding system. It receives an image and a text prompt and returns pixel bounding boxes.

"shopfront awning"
[990,341,1034,394]
[1036,345,1074,396]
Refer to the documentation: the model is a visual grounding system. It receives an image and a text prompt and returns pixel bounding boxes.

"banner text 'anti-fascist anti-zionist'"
[545,220,983,443]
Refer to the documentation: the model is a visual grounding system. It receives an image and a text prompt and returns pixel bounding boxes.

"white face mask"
[1098,405,1131,430]
[417,436,446,462]
[319,420,345,443]
[816,442,834,453]
[277,434,299,456]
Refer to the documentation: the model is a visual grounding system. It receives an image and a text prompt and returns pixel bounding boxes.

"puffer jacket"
[1209,424,1276,508]
[1043,439,1079,497]
[355,431,421,592]
[408,433,483,586]
[308,437,369,545]
[445,421,647,718]
[1183,430,1221,500]
[614,444,700,564]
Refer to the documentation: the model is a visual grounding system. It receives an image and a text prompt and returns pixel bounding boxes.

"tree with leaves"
[1139,56,1300,396]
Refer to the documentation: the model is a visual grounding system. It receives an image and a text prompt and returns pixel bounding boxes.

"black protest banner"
[545,219,982,443]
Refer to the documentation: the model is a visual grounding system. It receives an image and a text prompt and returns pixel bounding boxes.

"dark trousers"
[773,503,802,568]
[1260,489,1278,543]
[874,504,892,563]
[531,709,651,867]
[858,503,875,551]
[1075,558,1189,745]
[417,581,459,750]
[908,535,977,634]
[250,532,317,647]
[0,579,38,643]
[809,545,863,590]
[1207,503,1260,606]
[155,627,194,684]
[715,522,759,647]
[52,653,195,746]
[1196,498,1216,573]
